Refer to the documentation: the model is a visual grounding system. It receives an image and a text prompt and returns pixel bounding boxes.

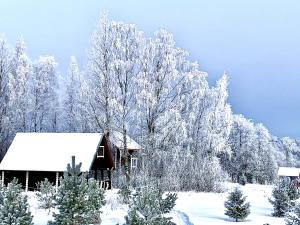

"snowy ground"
[27,183,286,225]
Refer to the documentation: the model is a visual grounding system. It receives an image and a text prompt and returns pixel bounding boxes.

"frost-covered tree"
[49,156,105,225]
[135,29,195,186]
[0,178,33,225]
[281,137,300,167]
[0,37,11,158]
[136,29,187,152]
[87,12,118,134]
[88,13,144,183]
[222,116,278,184]
[124,183,177,225]
[253,123,278,184]
[201,74,232,158]
[181,74,232,192]
[109,19,142,183]
[224,114,257,183]
[32,56,59,132]
[8,37,33,133]
[224,187,250,222]
[63,56,87,132]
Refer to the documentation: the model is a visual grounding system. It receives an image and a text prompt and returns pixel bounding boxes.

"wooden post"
[109,169,112,189]
[100,170,103,180]
[1,171,4,187]
[25,171,29,192]
[55,172,59,193]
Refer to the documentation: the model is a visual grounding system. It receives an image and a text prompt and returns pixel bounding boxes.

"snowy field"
[27,183,286,225]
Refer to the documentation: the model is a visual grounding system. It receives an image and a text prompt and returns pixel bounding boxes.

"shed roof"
[278,167,300,177]
[111,131,141,150]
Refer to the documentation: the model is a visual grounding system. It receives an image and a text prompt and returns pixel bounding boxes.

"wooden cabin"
[278,167,300,188]
[278,167,300,179]
[0,132,141,191]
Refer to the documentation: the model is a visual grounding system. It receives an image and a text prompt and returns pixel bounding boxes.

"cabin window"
[131,157,138,169]
[97,146,105,158]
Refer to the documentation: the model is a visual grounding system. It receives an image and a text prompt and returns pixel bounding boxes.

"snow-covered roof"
[110,131,141,150]
[0,133,104,172]
[0,132,142,172]
[278,167,300,177]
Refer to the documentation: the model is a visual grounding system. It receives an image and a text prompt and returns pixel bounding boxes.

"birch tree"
[135,29,191,182]
[88,12,117,134]
[182,74,232,191]
[110,21,143,182]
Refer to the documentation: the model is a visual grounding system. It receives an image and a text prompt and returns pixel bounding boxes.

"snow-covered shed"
[278,167,300,178]
[0,132,141,191]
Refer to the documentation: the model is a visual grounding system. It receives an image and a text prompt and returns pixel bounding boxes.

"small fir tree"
[36,178,56,215]
[49,156,105,225]
[286,203,300,225]
[124,182,177,225]
[269,178,298,217]
[224,187,250,222]
[0,178,33,225]
[118,181,132,204]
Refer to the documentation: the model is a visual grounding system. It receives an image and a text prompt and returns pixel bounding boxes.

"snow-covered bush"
[36,178,56,214]
[124,183,177,225]
[49,157,105,225]
[182,156,227,192]
[224,187,250,222]
[0,178,33,225]
[198,156,228,192]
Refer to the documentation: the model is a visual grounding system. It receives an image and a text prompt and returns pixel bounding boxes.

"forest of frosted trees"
[0,13,299,192]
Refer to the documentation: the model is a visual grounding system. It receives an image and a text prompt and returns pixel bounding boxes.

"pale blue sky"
[1,0,300,138]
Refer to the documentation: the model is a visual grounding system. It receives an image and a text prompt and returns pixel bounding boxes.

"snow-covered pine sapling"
[36,178,56,215]
[124,183,177,225]
[224,187,250,222]
[85,178,106,223]
[49,156,105,225]
[269,178,296,217]
[286,203,300,225]
[118,182,132,204]
[0,178,33,225]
